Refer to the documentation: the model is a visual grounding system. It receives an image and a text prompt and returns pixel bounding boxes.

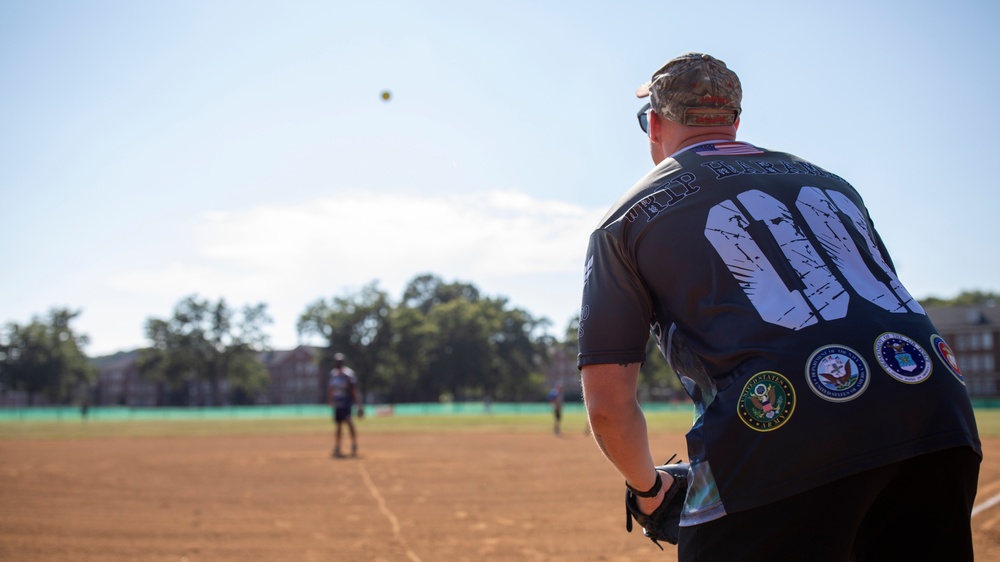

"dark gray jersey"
[578,141,980,524]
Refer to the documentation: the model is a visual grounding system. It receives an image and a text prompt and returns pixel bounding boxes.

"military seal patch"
[737,371,795,432]
[874,332,931,384]
[930,334,964,385]
[806,345,869,402]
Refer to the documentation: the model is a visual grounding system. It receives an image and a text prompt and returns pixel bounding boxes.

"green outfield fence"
[0,401,701,422]
[3,399,999,422]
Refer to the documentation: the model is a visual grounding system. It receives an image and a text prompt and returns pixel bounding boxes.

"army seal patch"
[930,334,964,385]
[874,332,931,384]
[806,345,869,402]
[737,371,795,432]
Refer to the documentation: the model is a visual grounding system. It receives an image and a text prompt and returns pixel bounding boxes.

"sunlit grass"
[973,409,1000,438]
[0,410,690,440]
[1,408,996,440]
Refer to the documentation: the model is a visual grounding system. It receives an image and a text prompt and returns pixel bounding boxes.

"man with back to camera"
[328,353,360,458]
[577,52,981,560]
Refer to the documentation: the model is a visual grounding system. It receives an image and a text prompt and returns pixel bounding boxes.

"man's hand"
[625,458,690,549]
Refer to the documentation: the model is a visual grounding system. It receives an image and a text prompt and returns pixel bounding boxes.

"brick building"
[260,346,325,404]
[91,350,161,406]
[89,346,326,406]
[927,305,999,397]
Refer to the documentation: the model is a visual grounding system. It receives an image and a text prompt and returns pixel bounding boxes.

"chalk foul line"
[972,489,1000,518]
[358,463,422,562]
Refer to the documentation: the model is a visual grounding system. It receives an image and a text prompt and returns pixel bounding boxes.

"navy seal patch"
[930,334,964,384]
[874,333,932,384]
[737,371,795,432]
[806,345,869,402]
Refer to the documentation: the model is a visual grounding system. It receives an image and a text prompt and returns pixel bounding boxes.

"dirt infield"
[1,426,998,561]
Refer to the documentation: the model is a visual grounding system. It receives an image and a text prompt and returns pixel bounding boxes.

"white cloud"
[193,190,598,277]
[106,190,604,350]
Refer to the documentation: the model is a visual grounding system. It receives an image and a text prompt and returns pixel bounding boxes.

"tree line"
[295,274,555,404]
[0,309,95,406]
[4,281,994,407]
[0,273,576,406]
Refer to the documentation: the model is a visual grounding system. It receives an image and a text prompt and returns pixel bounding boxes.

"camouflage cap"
[636,53,742,127]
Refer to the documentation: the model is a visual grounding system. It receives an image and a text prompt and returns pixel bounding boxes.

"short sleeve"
[577,228,653,368]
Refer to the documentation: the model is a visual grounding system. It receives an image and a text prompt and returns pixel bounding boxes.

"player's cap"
[334,353,345,362]
[636,52,741,127]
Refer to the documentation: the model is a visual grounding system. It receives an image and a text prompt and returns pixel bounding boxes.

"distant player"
[547,383,564,436]
[328,353,360,458]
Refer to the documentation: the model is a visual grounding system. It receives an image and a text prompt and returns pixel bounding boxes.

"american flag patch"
[694,142,764,156]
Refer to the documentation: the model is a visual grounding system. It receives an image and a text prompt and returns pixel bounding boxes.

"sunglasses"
[637,102,652,134]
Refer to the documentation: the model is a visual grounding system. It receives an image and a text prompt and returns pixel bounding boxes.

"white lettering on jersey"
[705,201,819,330]
[738,190,849,322]
[705,186,926,331]
[805,188,923,314]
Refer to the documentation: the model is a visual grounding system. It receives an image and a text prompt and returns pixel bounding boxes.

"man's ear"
[648,109,662,143]
[647,110,671,165]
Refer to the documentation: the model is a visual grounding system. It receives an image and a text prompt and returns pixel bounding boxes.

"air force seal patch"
[930,334,964,385]
[806,345,869,402]
[738,371,795,432]
[875,333,931,384]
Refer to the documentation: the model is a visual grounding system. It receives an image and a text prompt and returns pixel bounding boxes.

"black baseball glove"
[624,455,690,549]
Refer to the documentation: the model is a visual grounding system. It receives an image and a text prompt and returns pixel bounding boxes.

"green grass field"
[0,411,593,440]
[2,408,997,440]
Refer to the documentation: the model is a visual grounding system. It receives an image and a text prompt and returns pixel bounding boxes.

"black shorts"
[680,447,980,562]
[334,406,352,423]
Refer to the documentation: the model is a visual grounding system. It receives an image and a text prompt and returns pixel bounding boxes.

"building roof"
[926,306,1000,330]
[90,349,141,370]
[259,345,322,367]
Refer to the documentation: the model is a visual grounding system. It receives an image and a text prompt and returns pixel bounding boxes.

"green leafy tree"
[424,298,495,401]
[566,313,682,401]
[139,296,272,406]
[398,274,495,401]
[544,317,580,402]
[403,275,549,402]
[297,282,394,403]
[920,290,1000,308]
[402,273,481,314]
[640,335,683,400]
[0,308,96,405]
[377,303,438,402]
[483,298,550,401]
[298,274,554,403]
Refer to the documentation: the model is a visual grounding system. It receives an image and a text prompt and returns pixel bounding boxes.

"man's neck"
[653,126,738,164]
[675,133,737,153]
[667,136,739,159]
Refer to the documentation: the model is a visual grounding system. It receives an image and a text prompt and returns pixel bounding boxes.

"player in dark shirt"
[578,52,981,561]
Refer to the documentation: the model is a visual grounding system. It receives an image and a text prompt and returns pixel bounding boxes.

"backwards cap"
[636,52,742,127]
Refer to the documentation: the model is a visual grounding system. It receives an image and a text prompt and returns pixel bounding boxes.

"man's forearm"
[583,363,671,513]
[589,397,659,491]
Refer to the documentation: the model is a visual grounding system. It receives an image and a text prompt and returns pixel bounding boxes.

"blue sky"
[1,0,998,356]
